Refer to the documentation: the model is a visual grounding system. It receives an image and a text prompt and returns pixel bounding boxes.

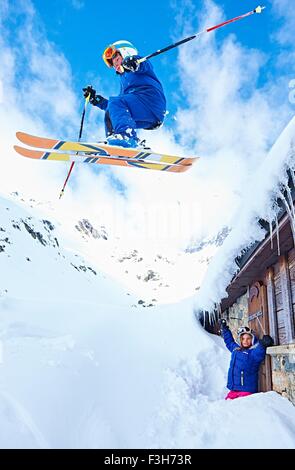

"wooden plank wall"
[287,249,295,341]
[288,248,295,329]
[265,268,279,345]
[273,253,295,344]
[274,260,287,344]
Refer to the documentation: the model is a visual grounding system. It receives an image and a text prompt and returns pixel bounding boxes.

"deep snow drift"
[0,192,295,449]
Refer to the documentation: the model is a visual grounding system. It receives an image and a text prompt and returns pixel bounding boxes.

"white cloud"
[0,1,81,200]
[272,0,295,46]
[164,0,294,237]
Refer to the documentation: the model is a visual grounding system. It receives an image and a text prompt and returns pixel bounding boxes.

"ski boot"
[106,130,143,149]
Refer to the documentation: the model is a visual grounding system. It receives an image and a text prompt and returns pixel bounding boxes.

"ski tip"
[16,131,34,144]
[14,144,26,156]
[14,145,43,159]
[14,144,26,158]
[16,131,24,140]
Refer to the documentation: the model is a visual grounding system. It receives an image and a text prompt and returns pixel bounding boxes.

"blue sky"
[5,0,294,128]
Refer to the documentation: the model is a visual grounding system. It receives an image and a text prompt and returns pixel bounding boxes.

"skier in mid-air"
[83,40,167,149]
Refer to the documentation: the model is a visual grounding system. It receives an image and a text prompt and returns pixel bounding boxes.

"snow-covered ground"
[0,191,295,449]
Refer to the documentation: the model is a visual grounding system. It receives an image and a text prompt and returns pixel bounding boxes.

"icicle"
[269,218,273,250]
[290,169,295,192]
[286,184,295,220]
[275,213,281,256]
[211,302,221,325]
[217,302,222,319]
[266,208,275,250]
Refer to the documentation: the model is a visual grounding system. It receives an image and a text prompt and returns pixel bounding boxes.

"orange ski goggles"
[102,45,118,67]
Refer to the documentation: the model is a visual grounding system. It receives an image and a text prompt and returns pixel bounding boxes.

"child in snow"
[219,319,274,400]
[83,40,166,148]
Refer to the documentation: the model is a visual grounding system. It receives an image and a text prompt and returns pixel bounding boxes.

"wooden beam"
[279,255,295,343]
[266,267,279,345]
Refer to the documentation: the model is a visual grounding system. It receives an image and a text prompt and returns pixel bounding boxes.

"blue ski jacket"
[222,328,266,393]
[96,56,166,124]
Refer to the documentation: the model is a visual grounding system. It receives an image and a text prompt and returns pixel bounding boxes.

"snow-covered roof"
[195,116,295,312]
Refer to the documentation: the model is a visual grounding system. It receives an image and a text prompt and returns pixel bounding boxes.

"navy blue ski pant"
[104,94,162,137]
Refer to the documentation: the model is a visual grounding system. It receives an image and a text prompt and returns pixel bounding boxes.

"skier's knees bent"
[108,96,128,112]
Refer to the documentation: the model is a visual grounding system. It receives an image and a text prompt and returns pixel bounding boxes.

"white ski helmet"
[102,40,138,68]
[237,326,255,346]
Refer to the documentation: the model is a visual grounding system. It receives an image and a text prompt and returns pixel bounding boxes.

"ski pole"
[59,94,90,199]
[256,313,266,335]
[138,5,266,64]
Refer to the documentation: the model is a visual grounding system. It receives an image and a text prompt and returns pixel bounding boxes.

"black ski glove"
[219,318,229,330]
[259,335,274,348]
[83,85,106,107]
[122,56,140,72]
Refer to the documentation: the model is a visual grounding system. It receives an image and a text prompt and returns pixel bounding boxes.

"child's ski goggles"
[237,326,252,336]
[103,45,118,67]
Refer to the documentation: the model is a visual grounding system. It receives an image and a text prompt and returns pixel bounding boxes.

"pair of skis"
[14,132,199,173]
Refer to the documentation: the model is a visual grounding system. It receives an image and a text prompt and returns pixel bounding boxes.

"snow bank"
[149,389,295,449]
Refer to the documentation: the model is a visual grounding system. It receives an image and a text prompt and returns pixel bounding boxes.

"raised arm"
[219,319,239,353]
[222,328,240,352]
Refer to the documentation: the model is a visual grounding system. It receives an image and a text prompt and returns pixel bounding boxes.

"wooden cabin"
[217,188,295,405]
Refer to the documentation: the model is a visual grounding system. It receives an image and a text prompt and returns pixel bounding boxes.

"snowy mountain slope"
[0,193,130,305]
[71,229,218,305]
[1,190,295,449]
[6,193,220,306]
